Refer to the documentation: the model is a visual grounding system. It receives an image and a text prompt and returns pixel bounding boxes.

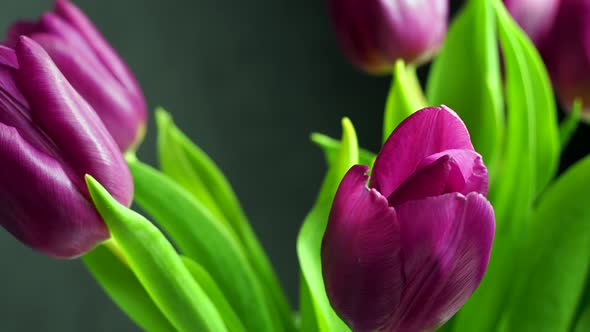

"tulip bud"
[0,37,133,258]
[5,0,147,151]
[322,106,495,332]
[504,0,561,45]
[535,0,590,120]
[328,0,449,74]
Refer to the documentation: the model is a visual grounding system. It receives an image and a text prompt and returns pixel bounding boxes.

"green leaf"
[454,1,546,330]
[127,159,280,332]
[501,155,590,332]
[181,257,247,332]
[574,307,590,332]
[560,100,582,149]
[83,244,176,332]
[427,0,504,177]
[311,132,375,167]
[297,118,358,332]
[155,109,295,332]
[85,176,227,332]
[382,60,427,142]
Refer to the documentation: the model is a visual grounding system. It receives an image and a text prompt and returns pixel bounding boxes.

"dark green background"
[1,1,589,331]
[0,0,388,330]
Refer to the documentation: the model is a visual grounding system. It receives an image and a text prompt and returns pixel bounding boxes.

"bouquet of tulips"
[1,0,590,331]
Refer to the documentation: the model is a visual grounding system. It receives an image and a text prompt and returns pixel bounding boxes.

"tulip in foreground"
[5,0,147,151]
[328,0,448,74]
[322,106,495,332]
[0,37,132,258]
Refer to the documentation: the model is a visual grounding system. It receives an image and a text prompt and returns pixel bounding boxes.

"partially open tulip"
[322,106,495,332]
[535,0,590,120]
[504,0,561,45]
[4,0,147,151]
[328,0,449,74]
[0,37,133,258]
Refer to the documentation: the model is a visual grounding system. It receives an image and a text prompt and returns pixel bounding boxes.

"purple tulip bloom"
[0,37,133,258]
[5,0,147,151]
[504,0,561,45]
[322,106,495,332]
[536,0,590,119]
[328,0,449,74]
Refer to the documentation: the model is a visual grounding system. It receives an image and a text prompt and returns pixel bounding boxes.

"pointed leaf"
[297,118,358,332]
[311,133,375,167]
[83,244,176,332]
[155,109,295,332]
[127,159,280,332]
[85,175,227,332]
[560,100,582,149]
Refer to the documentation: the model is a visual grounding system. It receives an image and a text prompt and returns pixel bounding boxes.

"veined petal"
[54,0,145,101]
[371,106,474,197]
[30,32,143,150]
[423,149,488,196]
[0,46,18,68]
[386,193,495,331]
[13,36,132,206]
[0,123,108,258]
[322,165,404,332]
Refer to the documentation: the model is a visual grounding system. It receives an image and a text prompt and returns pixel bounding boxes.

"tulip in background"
[0,36,132,258]
[506,0,590,120]
[328,0,449,73]
[322,106,495,332]
[4,0,147,151]
[503,0,560,44]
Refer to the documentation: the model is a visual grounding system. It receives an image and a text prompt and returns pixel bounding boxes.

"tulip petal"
[371,106,475,197]
[0,46,18,68]
[322,165,404,332]
[54,0,145,101]
[0,123,108,258]
[421,149,488,196]
[30,32,143,150]
[13,36,132,205]
[387,154,452,207]
[385,192,494,331]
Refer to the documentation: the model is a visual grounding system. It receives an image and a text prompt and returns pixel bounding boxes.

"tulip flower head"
[0,37,133,258]
[5,0,147,151]
[535,0,590,120]
[504,0,561,45]
[322,106,495,332]
[328,0,449,74]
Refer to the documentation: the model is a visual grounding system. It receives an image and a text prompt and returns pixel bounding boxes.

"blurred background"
[0,0,588,331]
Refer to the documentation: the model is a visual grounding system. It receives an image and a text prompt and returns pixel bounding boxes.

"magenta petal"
[322,165,403,332]
[30,32,144,151]
[0,123,108,258]
[421,149,488,196]
[371,106,475,197]
[4,20,39,48]
[13,36,132,206]
[0,46,18,68]
[54,0,144,100]
[386,193,495,331]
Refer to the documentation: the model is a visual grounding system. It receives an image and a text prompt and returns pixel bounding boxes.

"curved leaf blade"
[83,245,176,332]
[297,118,358,332]
[128,160,280,332]
[85,175,227,332]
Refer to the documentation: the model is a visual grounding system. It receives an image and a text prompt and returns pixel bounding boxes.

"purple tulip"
[322,106,495,332]
[504,0,561,45]
[0,37,133,258]
[535,0,590,119]
[4,0,147,151]
[328,0,449,74]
